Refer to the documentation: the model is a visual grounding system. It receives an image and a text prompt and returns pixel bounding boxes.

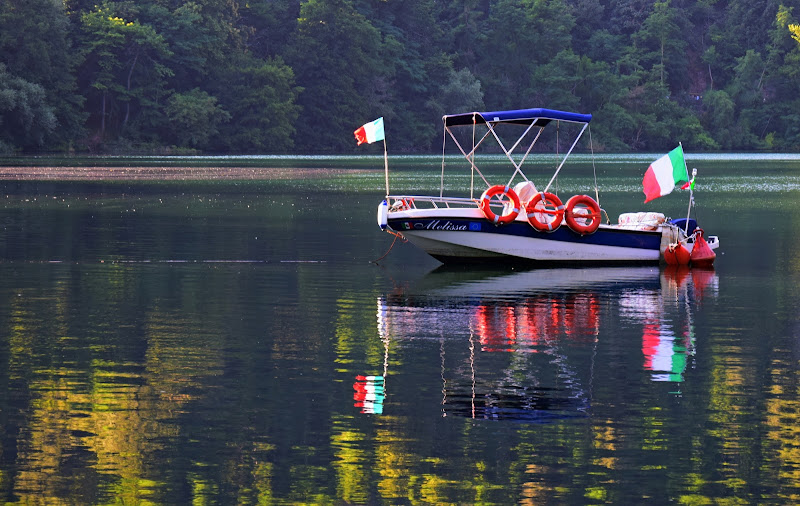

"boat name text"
[425,220,469,231]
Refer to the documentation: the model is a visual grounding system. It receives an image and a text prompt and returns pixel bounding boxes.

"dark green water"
[1,154,800,504]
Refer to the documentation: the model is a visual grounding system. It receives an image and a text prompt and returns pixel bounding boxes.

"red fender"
[664,242,691,265]
[690,228,716,267]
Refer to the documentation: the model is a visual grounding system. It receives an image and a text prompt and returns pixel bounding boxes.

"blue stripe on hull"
[388,218,662,251]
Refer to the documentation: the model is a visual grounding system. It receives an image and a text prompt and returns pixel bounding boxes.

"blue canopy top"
[443,108,592,127]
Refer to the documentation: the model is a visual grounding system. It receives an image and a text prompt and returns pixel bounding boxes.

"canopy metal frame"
[439,109,592,200]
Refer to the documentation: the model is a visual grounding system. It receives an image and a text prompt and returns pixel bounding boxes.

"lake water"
[1,154,800,504]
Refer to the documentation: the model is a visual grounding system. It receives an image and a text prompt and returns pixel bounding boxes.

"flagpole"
[383,138,390,197]
[679,142,689,179]
[684,168,696,235]
[679,142,693,236]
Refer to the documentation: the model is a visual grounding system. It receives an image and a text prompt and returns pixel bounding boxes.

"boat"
[374,108,719,265]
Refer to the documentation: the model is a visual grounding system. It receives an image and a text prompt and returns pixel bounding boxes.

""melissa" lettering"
[425,220,468,231]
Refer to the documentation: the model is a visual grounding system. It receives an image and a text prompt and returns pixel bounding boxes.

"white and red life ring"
[565,195,601,235]
[525,192,564,232]
[480,185,521,225]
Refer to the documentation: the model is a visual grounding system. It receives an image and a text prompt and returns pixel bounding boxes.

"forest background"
[1,0,800,155]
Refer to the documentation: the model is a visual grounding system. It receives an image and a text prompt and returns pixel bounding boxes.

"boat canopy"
[443,108,592,127]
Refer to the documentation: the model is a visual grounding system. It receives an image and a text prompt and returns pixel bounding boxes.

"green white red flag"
[642,145,689,203]
[354,117,385,145]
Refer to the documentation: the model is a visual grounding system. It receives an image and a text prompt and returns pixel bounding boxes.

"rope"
[691,192,701,225]
[669,228,699,248]
[470,114,477,199]
[589,127,600,207]
[440,121,447,199]
[555,122,560,196]
[372,231,406,263]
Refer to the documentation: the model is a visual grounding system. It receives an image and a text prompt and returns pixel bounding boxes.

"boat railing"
[386,195,478,210]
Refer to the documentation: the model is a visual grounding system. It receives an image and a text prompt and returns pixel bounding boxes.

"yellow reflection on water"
[6,279,229,503]
[765,356,800,503]
[330,419,369,504]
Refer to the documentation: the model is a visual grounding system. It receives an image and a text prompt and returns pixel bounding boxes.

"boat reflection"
[375,266,718,420]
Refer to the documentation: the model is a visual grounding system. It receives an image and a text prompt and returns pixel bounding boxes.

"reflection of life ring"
[475,304,517,352]
[563,294,600,340]
[565,195,601,235]
[480,185,520,225]
[525,192,564,232]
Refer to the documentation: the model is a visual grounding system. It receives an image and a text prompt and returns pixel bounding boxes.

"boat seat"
[513,180,538,205]
[670,218,698,235]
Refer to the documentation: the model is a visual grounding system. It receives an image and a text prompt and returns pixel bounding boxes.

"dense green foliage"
[0,0,799,153]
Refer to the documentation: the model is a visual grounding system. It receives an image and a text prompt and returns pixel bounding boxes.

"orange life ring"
[480,185,520,225]
[525,192,564,232]
[565,195,601,235]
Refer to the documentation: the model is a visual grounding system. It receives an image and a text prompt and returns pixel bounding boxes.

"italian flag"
[354,117,385,145]
[642,145,689,203]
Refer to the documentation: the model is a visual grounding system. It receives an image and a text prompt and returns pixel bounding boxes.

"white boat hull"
[386,207,717,264]
[400,229,661,262]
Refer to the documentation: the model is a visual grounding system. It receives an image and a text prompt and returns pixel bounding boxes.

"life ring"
[525,192,564,232]
[565,195,601,235]
[480,185,520,225]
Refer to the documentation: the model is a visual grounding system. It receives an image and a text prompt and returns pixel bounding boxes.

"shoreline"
[0,166,374,181]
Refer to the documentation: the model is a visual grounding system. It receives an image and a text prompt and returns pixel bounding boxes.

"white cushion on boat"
[617,212,666,231]
[513,180,538,204]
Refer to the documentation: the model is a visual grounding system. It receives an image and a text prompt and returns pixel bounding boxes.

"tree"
[354,0,455,150]
[722,49,768,148]
[0,0,85,149]
[764,5,800,148]
[78,4,173,143]
[791,23,800,45]
[165,88,231,148]
[0,64,58,152]
[592,102,637,151]
[701,89,736,149]
[143,0,246,90]
[3,0,800,153]
[584,30,628,65]
[606,0,656,36]
[529,50,584,110]
[426,67,485,120]
[631,0,687,91]
[437,0,489,72]
[286,0,386,151]
[213,57,301,152]
[241,0,302,59]
[478,0,576,109]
